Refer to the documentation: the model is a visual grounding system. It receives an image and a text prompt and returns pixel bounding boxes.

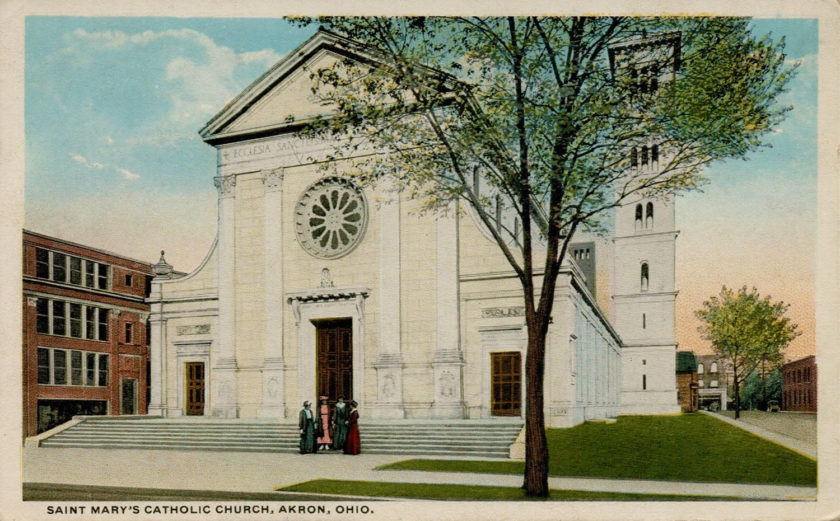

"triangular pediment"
[200,30,370,145]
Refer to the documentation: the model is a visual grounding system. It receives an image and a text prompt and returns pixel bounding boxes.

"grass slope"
[379,414,816,486]
[279,479,740,501]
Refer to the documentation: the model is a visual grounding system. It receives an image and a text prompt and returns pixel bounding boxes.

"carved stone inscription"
[481,306,526,318]
[176,324,211,336]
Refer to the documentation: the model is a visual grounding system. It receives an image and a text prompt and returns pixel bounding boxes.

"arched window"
[651,144,659,163]
[697,363,704,374]
[634,204,642,231]
[710,362,718,373]
[640,262,649,292]
[641,145,649,166]
[630,147,638,168]
[645,202,654,229]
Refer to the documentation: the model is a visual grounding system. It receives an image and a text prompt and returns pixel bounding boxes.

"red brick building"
[22,231,153,437]
[782,355,817,413]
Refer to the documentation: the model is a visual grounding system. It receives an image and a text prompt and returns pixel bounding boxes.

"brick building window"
[37,347,108,387]
[36,297,109,341]
[125,274,133,287]
[34,248,110,290]
[125,323,133,344]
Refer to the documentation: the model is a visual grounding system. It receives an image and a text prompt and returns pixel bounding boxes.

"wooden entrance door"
[491,352,521,416]
[186,362,205,415]
[316,319,353,405]
[120,378,137,415]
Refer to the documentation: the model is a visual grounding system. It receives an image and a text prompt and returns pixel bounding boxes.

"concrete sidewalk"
[22,447,815,501]
[701,411,817,459]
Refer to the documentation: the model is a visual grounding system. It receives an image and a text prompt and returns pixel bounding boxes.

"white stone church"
[147,30,680,429]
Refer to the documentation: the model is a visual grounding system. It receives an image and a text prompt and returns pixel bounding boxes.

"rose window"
[294,177,368,259]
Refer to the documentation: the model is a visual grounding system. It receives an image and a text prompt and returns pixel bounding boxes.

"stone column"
[372,180,405,419]
[213,174,239,418]
[430,203,465,418]
[259,168,286,418]
[147,306,167,416]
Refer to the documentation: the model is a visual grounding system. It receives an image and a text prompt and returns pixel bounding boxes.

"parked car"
[767,400,781,412]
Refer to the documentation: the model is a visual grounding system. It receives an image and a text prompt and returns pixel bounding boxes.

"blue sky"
[23,17,818,357]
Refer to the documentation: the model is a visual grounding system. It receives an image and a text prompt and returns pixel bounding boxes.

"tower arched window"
[630,147,638,168]
[645,202,654,229]
[641,145,649,166]
[651,144,659,163]
[711,362,718,373]
[634,204,643,231]
[640,262,649,292]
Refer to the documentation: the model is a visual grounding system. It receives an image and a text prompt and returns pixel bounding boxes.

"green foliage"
[741,367,783,410]
[695,286,799,412]
[378,414,816,486]
[278,479,739,501]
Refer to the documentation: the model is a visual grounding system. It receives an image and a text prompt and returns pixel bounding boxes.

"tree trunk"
[523,317,549,497]
[733,366,741,419]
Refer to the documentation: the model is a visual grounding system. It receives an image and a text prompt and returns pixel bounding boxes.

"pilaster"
[430,204,465,418]
[213,174,239,418]
[259,168,286,418]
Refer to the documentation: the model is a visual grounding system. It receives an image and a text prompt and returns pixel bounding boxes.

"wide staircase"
[36,417,522,459]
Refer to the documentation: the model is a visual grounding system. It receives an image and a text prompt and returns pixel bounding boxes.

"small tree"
[741,367,782,410]
[293,17,795,497]
[695,286,799,418]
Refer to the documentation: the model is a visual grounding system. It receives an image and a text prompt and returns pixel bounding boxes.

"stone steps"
[37,417,522,459]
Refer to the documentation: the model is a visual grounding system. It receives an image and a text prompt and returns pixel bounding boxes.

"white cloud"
[117,168,140,180]
[69,153,104,169]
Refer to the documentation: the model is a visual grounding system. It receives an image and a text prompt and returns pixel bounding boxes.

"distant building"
[675,351,698,412]
[782,355,816,413]
[695,354,729,411]
[22,231,153,437]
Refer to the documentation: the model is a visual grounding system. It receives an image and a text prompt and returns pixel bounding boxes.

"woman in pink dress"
[316,396,333,451]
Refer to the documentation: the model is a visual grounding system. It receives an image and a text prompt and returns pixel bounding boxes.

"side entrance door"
[120,378,138,415]
[491,351,521,416]
[316,319,353,406]
[186,362,205,415]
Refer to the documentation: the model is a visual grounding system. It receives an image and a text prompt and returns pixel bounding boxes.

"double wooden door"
[316,319,353,406]
[491,352,521,416]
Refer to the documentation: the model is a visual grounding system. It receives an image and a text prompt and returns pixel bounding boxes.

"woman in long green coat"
[298,401,317,454]
[332,397,349,450]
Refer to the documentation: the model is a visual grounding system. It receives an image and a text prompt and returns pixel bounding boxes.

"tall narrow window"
[69,256,82,285]
[84,260,95,287]
[711,362,718,373]
[97,264,109,290]
[69,303,82,338]
[630,147,638,168]
[36,298,49,334]
[53,253,67,283]
[37,348,50,384]
[53,349,67,385]
[642,374,647,390]
[86,353,96,385]
[651,144,659,163]
[125,274,133,287]
[635,204,643,231]
[125,323,133,344]
[646,202,654,229]
[52,301,66,336]
[85,307,96,340]
[70,350,83,385]
[36,249,49,279]
[641,263,649,292]
[641,145,649,166]
[98,309,109,341]
[642,313,646,329]
[98,354,109,387]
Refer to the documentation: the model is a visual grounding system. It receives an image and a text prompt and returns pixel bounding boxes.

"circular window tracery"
[294,177,368,259]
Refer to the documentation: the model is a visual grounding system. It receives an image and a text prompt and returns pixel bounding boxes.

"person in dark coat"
[298,401,317,454]
[343,400,360,455]
[332,396,349,451]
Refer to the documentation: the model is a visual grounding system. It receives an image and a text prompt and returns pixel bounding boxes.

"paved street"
[22,446,816,501]
[704,411,817,459]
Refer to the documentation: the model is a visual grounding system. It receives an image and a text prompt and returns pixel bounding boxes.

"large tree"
[293,17,795,497]
[696,286,799,418]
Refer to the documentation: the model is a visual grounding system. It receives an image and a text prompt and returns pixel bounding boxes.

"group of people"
[298,396,360,455]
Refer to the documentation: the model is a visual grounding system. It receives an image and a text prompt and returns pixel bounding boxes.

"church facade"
[147,31,678,429]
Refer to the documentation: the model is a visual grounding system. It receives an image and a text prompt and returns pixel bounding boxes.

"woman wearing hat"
[316,396,333,451]
[343,400,361,455]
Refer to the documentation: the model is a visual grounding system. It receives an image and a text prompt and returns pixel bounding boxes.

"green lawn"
[378,414,816,486]
[278,479,740,501]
